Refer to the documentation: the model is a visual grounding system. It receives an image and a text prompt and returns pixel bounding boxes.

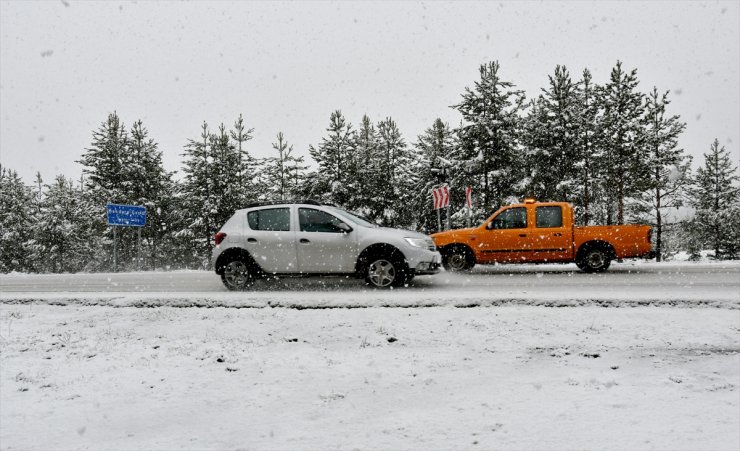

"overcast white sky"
[1,1,738,185]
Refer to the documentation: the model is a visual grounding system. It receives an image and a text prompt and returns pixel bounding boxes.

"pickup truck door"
[528,205,572,262]
[476,207,532,263]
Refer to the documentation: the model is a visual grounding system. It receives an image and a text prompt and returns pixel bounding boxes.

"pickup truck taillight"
[214,232,227,246]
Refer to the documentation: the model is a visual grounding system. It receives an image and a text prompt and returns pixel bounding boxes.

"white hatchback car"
[212,200,441,290]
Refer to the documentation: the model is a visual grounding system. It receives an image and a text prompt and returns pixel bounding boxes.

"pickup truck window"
[536,206,563,228]
[490,207,527,230]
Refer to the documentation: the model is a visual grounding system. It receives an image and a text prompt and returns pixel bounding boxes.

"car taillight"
[214,232,227,246]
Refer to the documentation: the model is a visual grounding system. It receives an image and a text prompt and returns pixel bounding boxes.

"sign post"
[106,204,147,272]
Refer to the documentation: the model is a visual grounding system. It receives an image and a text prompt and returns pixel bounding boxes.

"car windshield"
[326,206,378,228]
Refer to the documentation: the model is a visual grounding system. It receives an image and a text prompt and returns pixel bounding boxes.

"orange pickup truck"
[431,199,654,273]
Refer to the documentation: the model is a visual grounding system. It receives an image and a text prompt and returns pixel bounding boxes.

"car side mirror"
[337,222,353,233]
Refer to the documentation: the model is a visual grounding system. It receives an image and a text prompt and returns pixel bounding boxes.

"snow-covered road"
[1,261,738,308]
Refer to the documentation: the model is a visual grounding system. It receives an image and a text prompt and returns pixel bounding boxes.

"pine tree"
[524,65,581,203]
[306,111,356,206]
[690,139,740,259]
[0,166,33,273]
[454,61,527,210]
[78,112,129,204]
[377,117,415,227]
[126,120,175,269]
[260,132,307,201]
[596,61,648,224]
[412,119,459,232]
[27,175,93,272]
[628,88,690,261]
[572,69,602,225]
[180,116,258,266]
[351,115,382,218]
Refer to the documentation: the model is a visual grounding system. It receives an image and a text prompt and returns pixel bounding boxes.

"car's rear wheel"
[221,259,255,290]
[442,245,475,272]
[365,257,408,288]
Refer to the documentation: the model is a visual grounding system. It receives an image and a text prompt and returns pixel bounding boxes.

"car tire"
[221,259,255,290]
[365,256,409,288]
[578,247,611,273]
[442,245,475,272]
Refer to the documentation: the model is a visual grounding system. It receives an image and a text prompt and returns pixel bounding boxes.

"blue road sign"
[107,204,147,227]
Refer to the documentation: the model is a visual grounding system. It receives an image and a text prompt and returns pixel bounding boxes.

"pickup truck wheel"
[221,259,255,290]
[442,246,475,272]
[579,248,611,273]
[365,257,408,288]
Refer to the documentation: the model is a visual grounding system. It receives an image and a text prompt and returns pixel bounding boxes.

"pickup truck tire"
[221,259,255,290]
[442,245,475,272]
[578,247,611,273]
[365,256,409,288]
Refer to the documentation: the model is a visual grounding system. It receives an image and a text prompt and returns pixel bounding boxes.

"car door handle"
[552,233,562,237]
[519,234,527,237]
[300,238,311,244]
[247,238,258,243]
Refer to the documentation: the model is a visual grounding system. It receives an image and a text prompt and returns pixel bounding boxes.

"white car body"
[212,201,441,289]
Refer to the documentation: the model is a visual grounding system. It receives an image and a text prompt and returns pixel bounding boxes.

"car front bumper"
[406,249,442,275]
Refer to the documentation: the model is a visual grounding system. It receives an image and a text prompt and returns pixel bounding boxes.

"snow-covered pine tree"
[260,132,308,201]
[230,114,255,197]
[412,119,459,232]
[180,121,215,266]
[377,117,415,228]
[78,112,129,205]
[690,139,740,259]
[628,88,690,261]
[572,69,602,225]
[0,166,34,273]
[453,61,527,210]
[27,175,93,272]
[126,120,176,269]
[523,65,580,203]
[306,111,356,206]
[77,112,131,270]
[349,115,381,218]
[596,61,649,224]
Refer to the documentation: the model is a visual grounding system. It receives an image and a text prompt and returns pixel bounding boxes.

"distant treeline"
[1,60,738,273]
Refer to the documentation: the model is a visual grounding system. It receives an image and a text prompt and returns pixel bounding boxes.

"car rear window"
[247,208,290,231]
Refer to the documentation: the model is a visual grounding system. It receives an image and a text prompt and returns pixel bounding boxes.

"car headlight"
[404,237,433,249]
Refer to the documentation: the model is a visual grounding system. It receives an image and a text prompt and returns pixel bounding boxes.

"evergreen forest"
[2,60,739,273]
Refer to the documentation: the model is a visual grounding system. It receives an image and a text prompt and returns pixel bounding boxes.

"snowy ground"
[1,262,739,450]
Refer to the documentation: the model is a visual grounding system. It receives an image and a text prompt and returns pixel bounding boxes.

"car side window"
[536,206,563,228]
[299,208,346,233]
[247,208,291,231]
[490,207,527,229]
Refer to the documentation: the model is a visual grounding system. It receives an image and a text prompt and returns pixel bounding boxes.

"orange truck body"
[431,200,653,271]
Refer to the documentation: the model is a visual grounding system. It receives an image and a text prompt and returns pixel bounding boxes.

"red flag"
[465,186,472,208]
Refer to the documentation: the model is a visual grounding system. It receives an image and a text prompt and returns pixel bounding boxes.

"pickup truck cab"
[431,199,653,273]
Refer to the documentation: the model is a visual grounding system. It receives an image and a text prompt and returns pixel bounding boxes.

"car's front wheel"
[221,259,255,290]
[365,257,408,288]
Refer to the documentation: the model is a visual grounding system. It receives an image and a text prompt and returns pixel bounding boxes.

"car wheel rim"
[368,259,396,287]
[448,253,467,271]
[224,261,249,288]
[587,252,604,268]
